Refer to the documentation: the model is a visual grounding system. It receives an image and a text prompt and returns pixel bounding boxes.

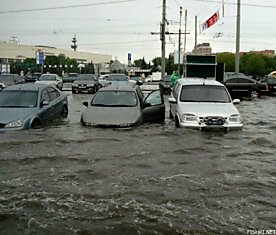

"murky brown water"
[0,90,275,235]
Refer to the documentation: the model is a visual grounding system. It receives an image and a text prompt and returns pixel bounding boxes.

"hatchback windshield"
[91,91,137,107]
[39,75,56,81]
[180,85,231,103]
[76,75,96,81]
[106,75,128,81]
[0,91,38,107]
[0,76,15,83]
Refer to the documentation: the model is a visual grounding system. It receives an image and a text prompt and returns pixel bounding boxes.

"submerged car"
[35,74,63,90]
[0,74,25,90]
[169,78,243,131]
[0,84,68,131]
[223,76,267,99]
[81,82,165,128]
[72,74,99,94]
[159,75,172,94]
[99,74,130,87]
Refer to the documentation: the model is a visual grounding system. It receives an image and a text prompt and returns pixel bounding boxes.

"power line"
[187,0,276,8]
[0,0,140,14]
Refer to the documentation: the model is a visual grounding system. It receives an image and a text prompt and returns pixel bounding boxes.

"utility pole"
[178,6,183,72]
[161,0,166,80]
[235,0,241,73]
[194,16,198,52]
[183,9,187,77]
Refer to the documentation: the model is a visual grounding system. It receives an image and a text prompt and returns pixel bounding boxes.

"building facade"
[0,41,112,64]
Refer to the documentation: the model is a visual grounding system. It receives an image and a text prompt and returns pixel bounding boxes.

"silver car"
[169,78,243,131]
[81,82,165,128]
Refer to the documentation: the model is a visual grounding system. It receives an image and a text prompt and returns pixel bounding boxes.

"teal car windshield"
[91,91,138,107]
[180,85,231,103]
[0,90,38,107]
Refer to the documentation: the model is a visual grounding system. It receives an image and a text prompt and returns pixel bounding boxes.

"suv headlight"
[5,119,23,128]
[72,84,78,87]
[181,113,198,122]
[229,114,243,123]
[87,84,94,87]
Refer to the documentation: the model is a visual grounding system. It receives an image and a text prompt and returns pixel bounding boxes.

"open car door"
[142,90,165,123]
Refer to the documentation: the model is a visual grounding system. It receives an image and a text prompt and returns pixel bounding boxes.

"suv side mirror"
[40,100,49,107]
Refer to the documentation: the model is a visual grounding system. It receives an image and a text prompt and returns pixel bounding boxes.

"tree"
[216,52,235,72]
[241,53,266,76]
[133,57,148,69]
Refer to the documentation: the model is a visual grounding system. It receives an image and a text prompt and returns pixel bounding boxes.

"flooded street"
[0,90,276,235]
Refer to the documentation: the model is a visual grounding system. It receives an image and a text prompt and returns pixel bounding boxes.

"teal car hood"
[0,107,37,124]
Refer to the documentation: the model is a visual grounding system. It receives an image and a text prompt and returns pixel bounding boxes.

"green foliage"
[217,53,235,72]
[217,52,276,76]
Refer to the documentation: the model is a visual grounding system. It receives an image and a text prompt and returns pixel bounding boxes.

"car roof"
[99,82,138,92]
[3,83,49,91]
[177,78,224,86]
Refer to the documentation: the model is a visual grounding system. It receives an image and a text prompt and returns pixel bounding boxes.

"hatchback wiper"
[91,104,111,107]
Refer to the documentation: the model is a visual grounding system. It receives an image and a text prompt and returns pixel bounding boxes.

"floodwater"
[0,89,276,235]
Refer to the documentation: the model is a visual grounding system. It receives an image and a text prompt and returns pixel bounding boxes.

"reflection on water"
[0,94,275,234]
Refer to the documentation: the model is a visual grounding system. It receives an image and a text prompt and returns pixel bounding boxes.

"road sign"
[36,51,44,65]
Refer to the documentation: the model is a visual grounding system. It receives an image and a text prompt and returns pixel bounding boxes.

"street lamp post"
[235,0,241,73]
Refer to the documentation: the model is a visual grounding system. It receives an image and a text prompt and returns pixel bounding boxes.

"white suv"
[168,78,243,131]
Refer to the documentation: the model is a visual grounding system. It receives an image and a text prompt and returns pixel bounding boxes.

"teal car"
[0,84,68,130]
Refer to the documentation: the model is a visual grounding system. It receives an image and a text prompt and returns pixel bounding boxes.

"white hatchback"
[168,78,243,131]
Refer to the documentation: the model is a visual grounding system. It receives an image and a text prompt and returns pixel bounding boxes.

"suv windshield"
[0,90,38,107]
[180,85,231,103]
[91,91,138,107]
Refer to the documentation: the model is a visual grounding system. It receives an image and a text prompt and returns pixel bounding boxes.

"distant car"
[99,73,130,87]
[0,84,68,131]
[35,74,63,90]
[169,78,243,131]
[62,73,78,83]
[81,82,165,128]
[72,74,99,94]
[223,76,267,99]
[0,74,25,90]
[129,76,143,85]
[24,72,42,83]
[159,75,172,94]
[265,77,276,95]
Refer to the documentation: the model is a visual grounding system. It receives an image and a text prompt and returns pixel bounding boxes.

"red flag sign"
[201,10,221,32]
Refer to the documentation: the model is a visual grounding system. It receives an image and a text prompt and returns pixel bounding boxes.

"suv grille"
[200,116,226,126]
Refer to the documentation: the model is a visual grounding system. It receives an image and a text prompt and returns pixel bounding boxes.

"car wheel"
[31,119,41,129]
[61,105,68,118]
[250,90,259,99]
[175,116,180,128]
[72,90,76,94]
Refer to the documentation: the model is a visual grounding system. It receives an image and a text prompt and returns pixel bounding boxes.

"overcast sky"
[0,0,275,64]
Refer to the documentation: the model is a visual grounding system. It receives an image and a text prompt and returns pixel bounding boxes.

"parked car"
[99,74,130,87]
[62,73,78,83]
[72,74,99,94]
[0,84,68,131]
[223,76,267,99]
[81,82,165,128]
[265,77,276,95]
[129,76,143,85]
[24,72,41,83]
[0,74,25,90]
[159,75,172,94]
[169,78,243,131]
[35,74,63,90]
